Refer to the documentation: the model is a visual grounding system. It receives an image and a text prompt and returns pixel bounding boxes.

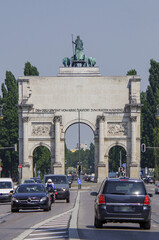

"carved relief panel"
[31,123,52,137]
[107,122,128,136]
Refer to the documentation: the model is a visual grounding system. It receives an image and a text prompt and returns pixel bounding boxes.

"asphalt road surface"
[0,191,77,240]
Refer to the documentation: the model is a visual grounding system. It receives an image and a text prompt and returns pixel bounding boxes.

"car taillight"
[144,195,150,205]
[55,192,58,195]
[98,194,105,204]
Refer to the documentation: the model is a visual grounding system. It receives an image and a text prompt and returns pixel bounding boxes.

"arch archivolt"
[29,142,51,157]
[63,119,95,133]
[105,142,127,156]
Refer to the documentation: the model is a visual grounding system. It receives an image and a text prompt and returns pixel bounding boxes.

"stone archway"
[18,67,142,182]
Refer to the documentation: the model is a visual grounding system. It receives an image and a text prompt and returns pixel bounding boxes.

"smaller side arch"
[105,142,127,156]
[29,142,51,157]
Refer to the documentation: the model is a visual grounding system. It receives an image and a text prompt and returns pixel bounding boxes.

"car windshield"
[103,181,146,195]
[16,184,45,193]
[45,176,67,184]
[0,182,12,189]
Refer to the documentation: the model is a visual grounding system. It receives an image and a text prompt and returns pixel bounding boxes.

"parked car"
[144,177,155,184]
[44,174,70,203]
[11,183,51,212]
[91,177,152,229]
[155,181,159,194]
[24,179,35,184]
[0,178,14,202]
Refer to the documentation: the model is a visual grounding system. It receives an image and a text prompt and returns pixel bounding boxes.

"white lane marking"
[25,236,68,240]
[30,231,67,236]
[12,209,72,240]
[34,228,67,232]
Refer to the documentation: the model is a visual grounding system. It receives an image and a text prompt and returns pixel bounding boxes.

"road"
[0,191,77,240]
[77,183,159,240]
[0,183,158,240]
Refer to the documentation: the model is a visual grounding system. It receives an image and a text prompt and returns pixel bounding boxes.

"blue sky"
[1,0,159,148]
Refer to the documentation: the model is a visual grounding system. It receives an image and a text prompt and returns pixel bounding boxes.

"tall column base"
[52,162,63,175]
[129,163,140,178]
[97,162,106,183]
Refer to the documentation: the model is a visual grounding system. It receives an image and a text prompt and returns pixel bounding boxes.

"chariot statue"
[62,35,96,67]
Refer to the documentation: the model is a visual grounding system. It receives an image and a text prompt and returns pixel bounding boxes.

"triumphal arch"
[18,36,142,182]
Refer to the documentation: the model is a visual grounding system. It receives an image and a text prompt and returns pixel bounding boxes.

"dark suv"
[44,174,70,203]
[92,178,152,229]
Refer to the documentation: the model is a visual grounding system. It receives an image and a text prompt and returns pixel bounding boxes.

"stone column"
[22,117,30,182]
[130,116,139,178]
[97,116,106,183]
[23,117,29,164]
[99,116,105,163]
[54,116,61,163]
[53,116,62,174]
[130,116,137,164]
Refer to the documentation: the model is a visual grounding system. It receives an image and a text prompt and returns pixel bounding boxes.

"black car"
[44,174,70,203]
[31,177,42,183]
[92,177,152,229]
[144,177,155,184]
[11,183,51,212]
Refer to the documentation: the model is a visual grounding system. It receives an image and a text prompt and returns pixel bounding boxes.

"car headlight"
[12,197,18,203]
[40,197,47,202]
[62,188,66,192]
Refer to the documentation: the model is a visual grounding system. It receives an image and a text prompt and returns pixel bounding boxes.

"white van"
[0,178,14,202]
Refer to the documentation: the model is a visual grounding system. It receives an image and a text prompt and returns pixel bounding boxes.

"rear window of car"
[103,181,146,195]
[45,176,68,184]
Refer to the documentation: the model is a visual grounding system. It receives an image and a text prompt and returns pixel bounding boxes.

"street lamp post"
[78,110,81,189]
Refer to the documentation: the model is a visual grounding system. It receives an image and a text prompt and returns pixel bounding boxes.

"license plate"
[114,206,134,212]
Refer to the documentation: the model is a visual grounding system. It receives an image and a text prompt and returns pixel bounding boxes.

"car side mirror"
[148,193,153,197]
[90,192,98,196]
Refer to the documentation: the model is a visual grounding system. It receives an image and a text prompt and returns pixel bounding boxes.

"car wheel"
[66,197,70,203]
[11,208,19,212]
[140,220,151,230]
[44,205,50,211]
[94,217,103,228]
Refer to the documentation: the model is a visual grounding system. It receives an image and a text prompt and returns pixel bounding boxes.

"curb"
[69,191,80,240]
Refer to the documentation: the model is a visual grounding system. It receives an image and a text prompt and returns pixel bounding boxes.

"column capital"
[130,116,137,122]
[22,117,29,123]
[54,116,62,124]
[97,115,105,123]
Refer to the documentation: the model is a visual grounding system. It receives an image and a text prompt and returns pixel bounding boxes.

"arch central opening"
[65,123,95,180]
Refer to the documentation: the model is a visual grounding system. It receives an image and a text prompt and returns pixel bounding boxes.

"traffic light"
[119,167,123,172]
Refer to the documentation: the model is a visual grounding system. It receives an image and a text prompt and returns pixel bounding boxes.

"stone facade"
[18,67,142,182]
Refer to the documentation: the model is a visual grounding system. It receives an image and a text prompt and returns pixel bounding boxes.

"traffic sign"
[0,167,2,172]
[18,165,22,169]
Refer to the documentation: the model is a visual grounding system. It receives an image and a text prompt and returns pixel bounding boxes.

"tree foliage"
[0,71,18,178]
[126,69,137,75]
[65,143,95,174]
[24,62,39,76]
[141,59,159,179]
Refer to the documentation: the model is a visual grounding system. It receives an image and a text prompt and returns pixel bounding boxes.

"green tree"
[33,146,51,179]
[0,71,18,178]
[24,62,39,76]
[141,59,159,179]
[127,69,137,75]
